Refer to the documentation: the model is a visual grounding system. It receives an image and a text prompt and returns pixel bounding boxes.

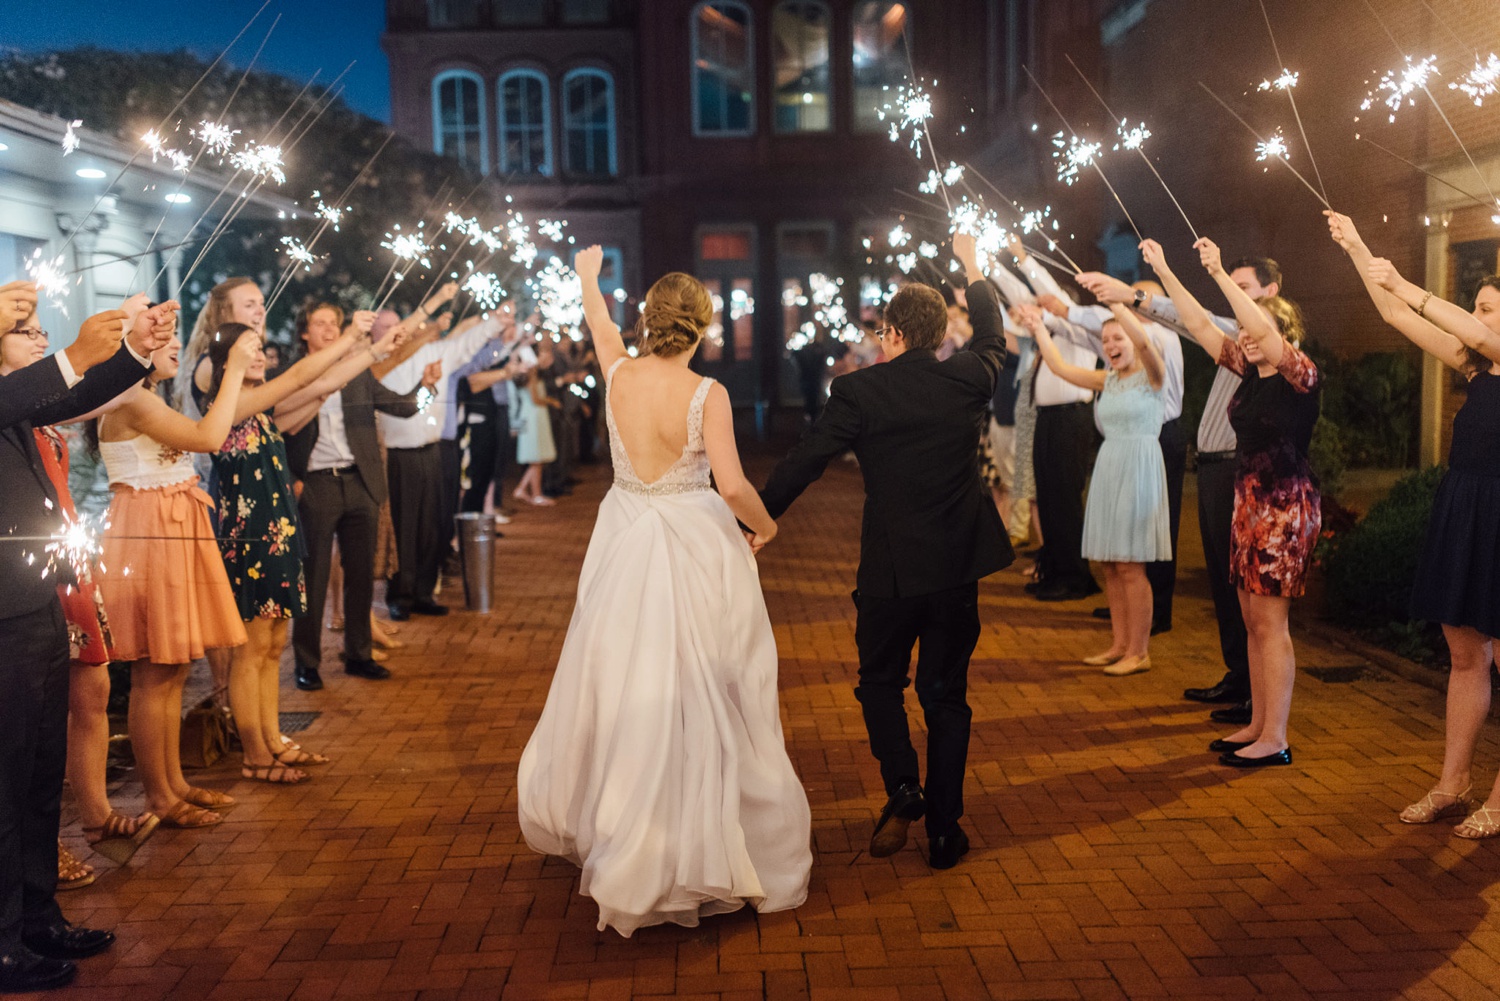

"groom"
[760,233,1012,869]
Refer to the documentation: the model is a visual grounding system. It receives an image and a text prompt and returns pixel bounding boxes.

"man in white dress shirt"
[379,306,507,620]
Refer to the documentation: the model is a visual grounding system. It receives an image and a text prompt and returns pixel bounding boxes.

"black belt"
[1036,401,1092,412]
[306,465,356,477]
[1197,449,1236,463]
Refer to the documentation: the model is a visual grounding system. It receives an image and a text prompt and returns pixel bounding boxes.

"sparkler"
[1197,82,1331,210]
[1254,0,1328,206]
[193,120,240,158]
[527,257,585,340]
[1356,134,1494,211]
[25,249,72,317]
[1052,133,1103,186]
[278,236,319,273]
[1064,54,1199,240]
[1451,53,1500,105]
[1257,69,1300,92]
[876,81,934,158]
[61,119,83,155]
[44,512,108,582]
[959,165,1086,275]
[1359,55,1440,123]
[462,271,506,310]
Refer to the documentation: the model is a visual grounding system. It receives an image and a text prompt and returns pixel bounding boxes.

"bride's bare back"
[607,357,707,483]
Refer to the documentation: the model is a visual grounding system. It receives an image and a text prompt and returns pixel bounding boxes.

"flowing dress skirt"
[517,486,811,937]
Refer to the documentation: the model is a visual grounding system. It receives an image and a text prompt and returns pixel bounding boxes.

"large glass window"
[692,2,755,136]
[772,2,831,133]
[697,227,757,366]
[562,0,612,23]
[499,70,552,177]
[562,69,618,177]
[432,70,488,174]
[852,1,910,131]
[427,0,483,27]
[494,0,547,25]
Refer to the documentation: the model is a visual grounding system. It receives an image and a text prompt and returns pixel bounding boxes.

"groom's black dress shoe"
[1210,700,1253,725]
[1220,747,1292,768]
[1183,678,1249,704]
[22,921,115,960]
[0,949,75,992]
[343,658,391,681]
[870,783,925,858]
[1208,738,1252,754]
[928,830,970,870]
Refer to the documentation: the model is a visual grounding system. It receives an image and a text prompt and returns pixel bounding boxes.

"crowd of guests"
[0,273,600,992]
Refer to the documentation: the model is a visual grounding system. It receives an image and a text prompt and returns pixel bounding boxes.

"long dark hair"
[204,322,257,403]
[1465,276,1500,378]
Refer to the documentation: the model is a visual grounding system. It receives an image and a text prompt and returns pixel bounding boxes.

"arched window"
[852,1,910,131]
[692,2,754,136]
[772,1,831,132]
[499,70,553,177]
[562,68,618,177]
[427,0,482,28]
[432,69,488,173]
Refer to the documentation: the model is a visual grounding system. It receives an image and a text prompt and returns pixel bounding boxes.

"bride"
[516,246,812,936]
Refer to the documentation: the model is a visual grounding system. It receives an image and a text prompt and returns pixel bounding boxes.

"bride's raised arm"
[575,245,628,372]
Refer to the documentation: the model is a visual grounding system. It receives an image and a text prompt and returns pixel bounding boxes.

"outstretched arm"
[760,376,861,519]
[1112,304,1165,390]
[701,383,776,552]
[118,330,258,453]
[1023,309,1105,393]
[574,245,628,373]
[1139,238,1234,366]
[1196,237,1283,368]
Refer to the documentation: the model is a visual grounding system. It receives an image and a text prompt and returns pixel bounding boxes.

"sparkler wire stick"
[1197,82,1332,209]
[1023,65,1145,242]
[67,236,207,276]
[414,175,496,304]
[1356,134,1491,209]
[958,167,1086,274]
[52,0,273,261]
[1256,0,1329,206]
[1063,54,1200,240]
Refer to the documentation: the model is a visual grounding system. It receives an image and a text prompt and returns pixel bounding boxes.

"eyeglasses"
[5,328,48,343]
[876,326,892,341]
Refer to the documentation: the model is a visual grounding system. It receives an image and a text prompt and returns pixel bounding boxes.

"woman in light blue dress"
[1025,304,1168,677]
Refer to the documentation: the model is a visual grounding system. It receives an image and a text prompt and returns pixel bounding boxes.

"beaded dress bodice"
[605,358,715,496]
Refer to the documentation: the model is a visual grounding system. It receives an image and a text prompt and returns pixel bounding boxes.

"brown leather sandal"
[82,812,160,865]
[183,786,236,811]
[241,760,307,784]
[159,800,223,829]
[57,842,96,890]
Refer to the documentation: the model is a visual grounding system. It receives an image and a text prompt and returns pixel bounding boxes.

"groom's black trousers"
[853,582,981,838]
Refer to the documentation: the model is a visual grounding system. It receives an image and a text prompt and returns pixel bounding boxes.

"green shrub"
[1308,415,1347,499]
[1324,466,1446,629]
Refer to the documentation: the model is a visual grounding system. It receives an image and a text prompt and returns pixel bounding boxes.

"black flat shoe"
[928,830,970,870]
[870,782,925,858]
[1220,747,1292,768]
[1090,606,1111,620]
[0,949,75,992]
[22,921,115,960]
[1210,700,1253,725]
[294,667,323,692]
[1183,679,1248,704]
[387,604,411,622]
[1208,738,1252,754]
[344,658,392,681]
[1150,621,1172,636]
[411,600,449,617]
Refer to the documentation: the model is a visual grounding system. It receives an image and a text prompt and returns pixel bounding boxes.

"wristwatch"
[1132,288,1147,309]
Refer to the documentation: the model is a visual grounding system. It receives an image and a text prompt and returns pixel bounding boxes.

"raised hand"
[228,328,261,370]
[1076,271,1133,305]
[574,245,604,282]
[436,312,454,332]
[426,282,460,311]
[1035,293,1068,318]
[65,309,129,372]
[349,309,376,335]
[1366,257,1402,292]
[0,280,39,331]
[1193,237,1224,276]
[1324,210,1363,252]
[127,299,180,356]
[1006,233,1026,260]
[420,359,443,390]
[1138,239,1168,274]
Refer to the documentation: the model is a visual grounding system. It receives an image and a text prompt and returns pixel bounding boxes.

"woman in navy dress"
[1328,211,1500,838]
[1143,237,1320,769]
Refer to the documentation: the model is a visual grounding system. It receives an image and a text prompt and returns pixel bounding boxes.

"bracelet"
[1416,290,1433,317]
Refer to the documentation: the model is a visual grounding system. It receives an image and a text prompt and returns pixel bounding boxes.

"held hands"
[127,300,180,357]
[574,245,604,282]
[1076,271,1133,305]
[1035,293,1068,318]
[423,282,459,314]
[742,525,776,556]
[1194,237,1224,276]
[0,280,39,331]
[1324,210,1363,252]
[436,312,454,333]
[1006,234,1026,261]
[420,359,443,390]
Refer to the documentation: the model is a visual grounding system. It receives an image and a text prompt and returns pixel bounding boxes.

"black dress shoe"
[1183,678,1249,704]
[1210,700,1253,725]
[387,604,411,622]
[344,658,391,680]
[1220,747,1292,768]
[0,949,75,992]
[1208,738,1252,753]
[1150,620,1172,636]
[870,782,925,858]
[928,830,971,870]
[1091,606,1112,620]
[294,667,324,692]
[411,600,449,617]
[22,921,115,960]
[1023,579,1044,595]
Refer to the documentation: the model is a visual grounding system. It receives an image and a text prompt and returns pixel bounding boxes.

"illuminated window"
[772,2,831,132]
[432,70,488,173]
[562,68,617,176]
[852,2,910,131]
[693,2,755,136]
[499,70,552,177]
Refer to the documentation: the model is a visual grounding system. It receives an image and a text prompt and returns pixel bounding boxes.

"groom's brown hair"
[883,284,947,351]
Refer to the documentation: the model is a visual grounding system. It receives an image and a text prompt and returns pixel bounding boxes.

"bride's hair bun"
[639,272,714,358]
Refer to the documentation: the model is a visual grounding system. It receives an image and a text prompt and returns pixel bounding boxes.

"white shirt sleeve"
[1018,256,1078,307]
[53,351,83,388]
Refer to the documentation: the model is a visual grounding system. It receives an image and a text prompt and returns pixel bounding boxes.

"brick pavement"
[47,452,1500,1001]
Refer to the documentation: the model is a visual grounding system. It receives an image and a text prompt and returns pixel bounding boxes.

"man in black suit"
[760,235,1013,870]
[0,283,175,992]
[284,305,423,691]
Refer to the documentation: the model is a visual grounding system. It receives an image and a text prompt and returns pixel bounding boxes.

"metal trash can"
[454,513,496,613]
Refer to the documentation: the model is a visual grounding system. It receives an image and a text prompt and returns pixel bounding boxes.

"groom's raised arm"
[759,378,861,519]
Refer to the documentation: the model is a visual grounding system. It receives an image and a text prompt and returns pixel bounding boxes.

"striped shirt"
[1139,297,1241,452]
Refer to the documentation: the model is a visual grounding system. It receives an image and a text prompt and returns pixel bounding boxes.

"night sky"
[4,0,391,122]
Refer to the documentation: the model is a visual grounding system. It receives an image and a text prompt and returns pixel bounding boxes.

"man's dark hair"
[884,284,948,351]
[1227,256,1283,292]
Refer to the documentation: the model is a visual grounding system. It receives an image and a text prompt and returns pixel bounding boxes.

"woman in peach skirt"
[94,329,258,829]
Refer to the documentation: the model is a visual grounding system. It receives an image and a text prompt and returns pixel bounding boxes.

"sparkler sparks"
[278,236,319,272]
[537,218,567,242]
[141,129,168,158]
[44,512,107,582]
[1359,55,1439,123]
[888,225,912,248]
[1114,121,1152,151]
[1257,69,1300,92]
[193,120,240,157]
[1255,130,1291,163]
[528,257,585,340]
[462,271,505,310]
[876,81,935,158]
[380,228,432,269]
[1451,53,1500,106]
[1052,133,1103,186]
[25,249,70,317]
[228,142,286,184]
[311,191,344,231]
[61,119,83,155]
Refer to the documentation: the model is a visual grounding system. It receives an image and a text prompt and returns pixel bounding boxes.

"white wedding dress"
[517,359,812,937]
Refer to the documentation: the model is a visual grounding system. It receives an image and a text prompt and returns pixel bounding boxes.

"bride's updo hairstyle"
[638,272,714,358]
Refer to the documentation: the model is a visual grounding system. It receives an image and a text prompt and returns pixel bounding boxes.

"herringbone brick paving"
[46,453,1500,1001]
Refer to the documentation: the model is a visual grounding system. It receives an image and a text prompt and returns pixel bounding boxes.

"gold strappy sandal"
[1455,805,1500,840]
[1399,785,1472,824]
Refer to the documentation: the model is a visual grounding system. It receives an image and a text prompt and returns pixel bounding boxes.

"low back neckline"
[605,358,715,495]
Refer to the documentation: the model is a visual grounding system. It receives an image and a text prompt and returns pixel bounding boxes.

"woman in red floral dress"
[1143,237,1320,770]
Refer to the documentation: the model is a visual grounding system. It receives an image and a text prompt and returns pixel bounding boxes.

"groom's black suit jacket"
[761,279,1013,599]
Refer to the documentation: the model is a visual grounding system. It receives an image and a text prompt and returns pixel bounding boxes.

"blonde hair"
[1256,294,1306,347]
[638,272,713,358]
[174,277,258,408]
